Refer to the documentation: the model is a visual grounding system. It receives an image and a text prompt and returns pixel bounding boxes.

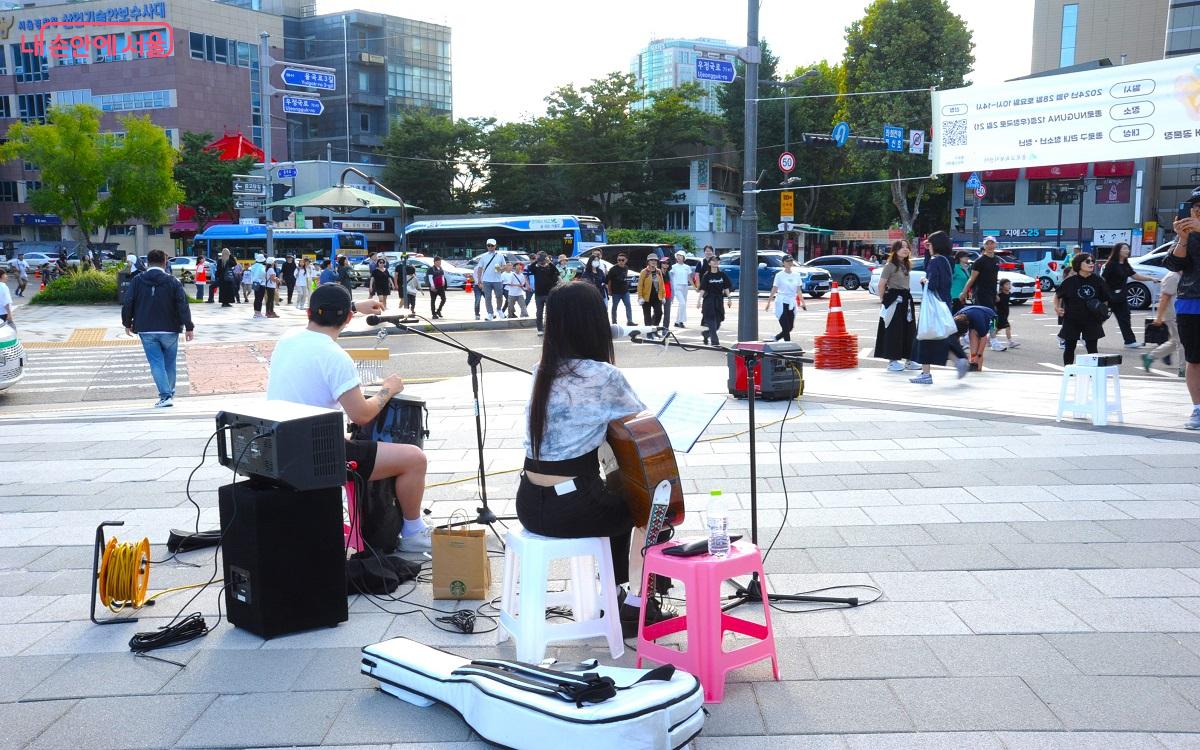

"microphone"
[611,323,663,338]
[365,314,409,326]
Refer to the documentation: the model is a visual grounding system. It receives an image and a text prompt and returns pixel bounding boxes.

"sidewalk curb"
[340,317,537,338]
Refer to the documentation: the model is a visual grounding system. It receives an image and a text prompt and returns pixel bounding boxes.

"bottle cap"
[710,490,722,496]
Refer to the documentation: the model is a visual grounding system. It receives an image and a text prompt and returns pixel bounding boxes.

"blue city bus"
[403,215,606,260]
[191,224,368,263]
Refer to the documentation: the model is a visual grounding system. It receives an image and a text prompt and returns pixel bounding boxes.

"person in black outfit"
[960,236,999,309]
[607,254,634,325]
[697,256,733,346]
[1100,241,1155,349]
[336,255,354,292]
[428,256,448,318]
[216,248,236,307]
[369,258,394,310]
[529,251,559,333]
[281,255,297,305]
[1055,253,1111,365]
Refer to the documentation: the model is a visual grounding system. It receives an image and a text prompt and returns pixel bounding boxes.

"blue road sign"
[282,95,324,116]
[695,58,735,83]
[831,121,851,148]
[277,167,297,179]
[965,172,982,190]
[282,68,336,91]
[883,124,905,152]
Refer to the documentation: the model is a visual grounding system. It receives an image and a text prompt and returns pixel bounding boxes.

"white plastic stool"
[498,529,624,663]
[1056,364,1123,426]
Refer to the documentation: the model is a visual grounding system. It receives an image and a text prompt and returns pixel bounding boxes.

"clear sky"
[315,0,1036,122]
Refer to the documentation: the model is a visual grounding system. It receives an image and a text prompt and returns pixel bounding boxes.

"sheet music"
[655,391,726,453]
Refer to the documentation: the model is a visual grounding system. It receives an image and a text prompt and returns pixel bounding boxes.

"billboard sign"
[931,53,1200,173]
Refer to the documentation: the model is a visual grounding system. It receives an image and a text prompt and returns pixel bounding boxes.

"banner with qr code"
[931,53,1200,174]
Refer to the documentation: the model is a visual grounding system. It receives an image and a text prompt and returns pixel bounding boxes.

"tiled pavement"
[3,367,1200,749]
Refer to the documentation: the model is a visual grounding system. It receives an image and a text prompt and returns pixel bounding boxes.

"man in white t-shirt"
[473,239,505,320]
[668,251,692,328]
[266,284,432,552]
[0,268,14,329]
[13,255,29,297]
[764,255,807,342]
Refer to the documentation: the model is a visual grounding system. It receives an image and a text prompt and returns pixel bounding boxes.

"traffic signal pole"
[259,32,274,258]
[737,0,760,342]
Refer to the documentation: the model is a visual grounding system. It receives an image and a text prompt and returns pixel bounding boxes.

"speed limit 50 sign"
[778,151,796,174]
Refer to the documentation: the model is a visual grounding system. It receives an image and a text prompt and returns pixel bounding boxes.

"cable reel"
[98,535,151,611]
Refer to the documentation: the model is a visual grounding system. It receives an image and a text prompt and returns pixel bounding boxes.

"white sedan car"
[869,257,1038,304]
[0,322,25,392]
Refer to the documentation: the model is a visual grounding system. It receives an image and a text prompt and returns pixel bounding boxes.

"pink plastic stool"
[636,539,780,703]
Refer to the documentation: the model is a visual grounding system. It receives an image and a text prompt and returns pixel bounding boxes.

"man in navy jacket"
[121,249,195,408]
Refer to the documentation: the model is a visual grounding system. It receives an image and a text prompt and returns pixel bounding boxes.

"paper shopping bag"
[432,526,491,600]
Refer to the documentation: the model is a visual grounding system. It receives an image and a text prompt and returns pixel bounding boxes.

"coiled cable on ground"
[97,536,151,612]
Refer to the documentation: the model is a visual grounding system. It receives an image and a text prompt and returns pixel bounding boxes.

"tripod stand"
[628,333,859,611]
[366,316,530,535]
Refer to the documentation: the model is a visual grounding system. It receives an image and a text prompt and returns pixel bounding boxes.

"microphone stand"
[365,316,531,537]
[628,331,859,611]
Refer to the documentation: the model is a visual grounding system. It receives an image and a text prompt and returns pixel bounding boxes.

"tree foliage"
[379,110,487,214]
[843,0,974,235]
[174,131,256,236]
[606,228,696,254]
[1,105,181,265]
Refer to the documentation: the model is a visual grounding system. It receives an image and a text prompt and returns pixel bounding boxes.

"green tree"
[482,119,568,215]
[174,131,256,236]
[379,110,487,214]
[606,228,696,254]
[97,115,183,244]
[1,105,111,264]
[843,0,974,235]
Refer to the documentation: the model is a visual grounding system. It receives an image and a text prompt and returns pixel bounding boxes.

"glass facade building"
[629,37,737,114]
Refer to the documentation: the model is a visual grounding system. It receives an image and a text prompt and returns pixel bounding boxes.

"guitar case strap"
[455,659,676,707]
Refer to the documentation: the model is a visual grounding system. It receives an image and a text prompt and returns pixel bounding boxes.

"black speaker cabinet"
[219,481,347,638]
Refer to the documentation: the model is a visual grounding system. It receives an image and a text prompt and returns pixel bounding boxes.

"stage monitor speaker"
[727,342,804,401]
[216,401,346,491]
[219,480,347,639]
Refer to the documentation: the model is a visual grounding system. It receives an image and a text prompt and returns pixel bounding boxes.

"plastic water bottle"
[707,490,730,558]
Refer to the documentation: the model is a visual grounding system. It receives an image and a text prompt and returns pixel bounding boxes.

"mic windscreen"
[365,315,382,326]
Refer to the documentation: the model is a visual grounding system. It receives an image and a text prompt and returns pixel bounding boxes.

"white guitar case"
[361,637,705,750]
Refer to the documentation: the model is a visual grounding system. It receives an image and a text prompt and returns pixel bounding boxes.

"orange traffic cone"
[464,275,473,294]
[1030,284,1045,315]
[813,282,859,369]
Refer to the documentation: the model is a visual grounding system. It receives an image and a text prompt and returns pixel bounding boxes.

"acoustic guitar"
[606,412,685,527]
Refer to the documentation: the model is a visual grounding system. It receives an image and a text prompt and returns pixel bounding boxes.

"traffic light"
[853,136,889,151]
[802,133,836,147]
[954,208,967,233]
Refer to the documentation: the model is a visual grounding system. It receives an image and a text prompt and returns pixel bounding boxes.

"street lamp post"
[736,0,760,342]
[780,69,819,156]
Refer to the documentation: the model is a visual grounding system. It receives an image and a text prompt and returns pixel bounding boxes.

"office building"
[0,0,451,255]
[630,37,737,115]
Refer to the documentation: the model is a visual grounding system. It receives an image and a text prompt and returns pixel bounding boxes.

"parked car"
[400,256,471,290]
[1,251,55,272]
[803,255,879,291]
[868,256,1038,303]
[1126,245,1173,311]
[717,251,832,297]
[1003,245,1069,292]
[565,257,638,291]
[0,320,25,393]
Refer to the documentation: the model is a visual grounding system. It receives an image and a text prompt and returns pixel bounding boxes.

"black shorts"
[345,439,378,480]
[1179,313,1200,364]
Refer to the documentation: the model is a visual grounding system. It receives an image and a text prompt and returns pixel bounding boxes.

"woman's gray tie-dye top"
[525,358,646,461]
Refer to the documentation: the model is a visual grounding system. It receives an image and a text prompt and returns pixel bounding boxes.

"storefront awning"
[1025,163,1089,180]
[1093,160,1135,177]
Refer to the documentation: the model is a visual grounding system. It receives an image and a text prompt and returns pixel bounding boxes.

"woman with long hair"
[697,255,733,346]
[519,282,670,637]
[873,239,919,371]
[583,256,609,302]
[369,257,394,310]
[216,247,237,308]
[1100,241,1154,348]
[1055,253,1111,365]
[911,231,970,384]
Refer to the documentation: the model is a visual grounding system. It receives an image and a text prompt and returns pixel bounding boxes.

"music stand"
[629,332,859,610]
[367,318,530,535]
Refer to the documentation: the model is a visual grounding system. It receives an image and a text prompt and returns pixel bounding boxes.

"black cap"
[1188,186,1200,205]
[309,284,353,326]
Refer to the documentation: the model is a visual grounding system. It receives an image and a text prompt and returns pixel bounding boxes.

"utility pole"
[259,32,274,258]
[737,0,760,342]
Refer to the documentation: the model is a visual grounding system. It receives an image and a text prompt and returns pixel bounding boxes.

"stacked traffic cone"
[1030,284,1045,314]
[813,282,858,369]
[39,270,46,291]
[464,275,473,294]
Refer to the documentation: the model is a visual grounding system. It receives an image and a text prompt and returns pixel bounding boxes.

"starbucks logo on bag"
[450,580,466,597]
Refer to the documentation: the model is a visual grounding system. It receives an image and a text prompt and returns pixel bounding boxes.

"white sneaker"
[485,314,494,321]
[955,358,970,379]
[905,361,922,370]
[1187,408,1200,431]
[1007,341,1020,349]
[1124,342,1143,349]
[154,397,173,408]
[887,361,904,372]
[397,525,433,553]
[991,340,1007,352]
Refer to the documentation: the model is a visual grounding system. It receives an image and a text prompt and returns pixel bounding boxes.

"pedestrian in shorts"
[1143,271,1182,377]
[1167,186,1200,429]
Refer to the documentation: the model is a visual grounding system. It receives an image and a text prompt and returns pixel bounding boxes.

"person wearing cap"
[530,251,560,334]
[249,253,268,319]
[636,255,665,326]
[475,239,505,320]
[1168,186,1200,429]
[765,254,807,341]
[266,284,433,552]
[263,257,280,318]
[281,254,298,305]
[959,236,999,310]
[556,253,575,283]
[121,249,195,408]
[668,251,692,328]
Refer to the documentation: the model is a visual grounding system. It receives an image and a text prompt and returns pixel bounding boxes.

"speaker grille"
[311,420,341,479]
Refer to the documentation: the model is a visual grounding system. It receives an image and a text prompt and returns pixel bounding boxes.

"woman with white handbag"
[911,231,970,384]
